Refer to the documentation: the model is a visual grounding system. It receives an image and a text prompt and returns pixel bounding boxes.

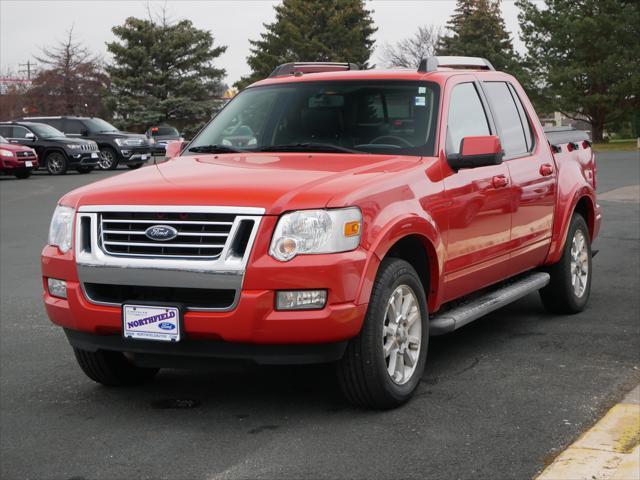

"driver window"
[447,83,490,155]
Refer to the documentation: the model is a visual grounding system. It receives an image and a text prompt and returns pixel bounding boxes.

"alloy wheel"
[98,150,115,169]
[570,229,589,298]
[382,285,422,385]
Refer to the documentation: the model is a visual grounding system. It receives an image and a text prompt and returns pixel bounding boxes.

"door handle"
[492,175,509,188]
[540,163,554,176]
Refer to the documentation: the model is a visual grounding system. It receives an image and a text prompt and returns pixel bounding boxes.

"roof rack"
[418,56,495,73]
[269,62,359,78]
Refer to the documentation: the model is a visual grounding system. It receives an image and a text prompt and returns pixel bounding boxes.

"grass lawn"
[593,139,639,152]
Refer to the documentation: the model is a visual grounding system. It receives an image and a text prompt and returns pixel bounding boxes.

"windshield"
[84,118,119,133]
[188,81,440,156]
[29,124,65,138]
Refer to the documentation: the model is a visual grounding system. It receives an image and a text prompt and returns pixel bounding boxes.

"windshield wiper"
[188,144,242,154]
[259,143,362,154]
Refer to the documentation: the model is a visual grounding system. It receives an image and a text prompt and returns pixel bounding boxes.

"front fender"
[356,211,444,311]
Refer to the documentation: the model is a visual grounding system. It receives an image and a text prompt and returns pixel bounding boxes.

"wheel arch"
[546,190,596,265]
[356,216,444,312]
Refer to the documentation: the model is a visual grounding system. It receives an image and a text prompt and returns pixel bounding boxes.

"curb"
[537,385,640,480]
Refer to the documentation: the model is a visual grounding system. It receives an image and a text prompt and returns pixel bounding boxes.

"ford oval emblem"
[158,322,176,330]
[145,225,178,241]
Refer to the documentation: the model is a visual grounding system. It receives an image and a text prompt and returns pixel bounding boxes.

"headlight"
[0,149,15,157]
[66,144,81,150]
[48,205,75,253]
[269,207,362,261]
[114,138,143,147]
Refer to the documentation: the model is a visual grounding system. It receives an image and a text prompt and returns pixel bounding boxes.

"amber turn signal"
[344,221,361,237]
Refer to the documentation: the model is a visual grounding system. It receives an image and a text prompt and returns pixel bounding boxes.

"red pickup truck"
[42,57,601,408]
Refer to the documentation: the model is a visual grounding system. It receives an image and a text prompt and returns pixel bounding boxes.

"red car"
[42,57,601,408]
[0,135,38,178]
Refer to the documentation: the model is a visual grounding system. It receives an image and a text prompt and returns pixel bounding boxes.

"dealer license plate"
[122,304,181,342]
[141,155,148,160]
[91,152,98,158]
[25,161,33,167]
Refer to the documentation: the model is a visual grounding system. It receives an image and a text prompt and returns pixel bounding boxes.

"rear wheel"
[98,147,119,170]
[540,213,592,313]
[45,151,68,175]
[337,258,428,409]
[73,348,159,386]
[14,170,32,179]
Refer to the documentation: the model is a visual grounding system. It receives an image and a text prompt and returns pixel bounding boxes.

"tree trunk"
[591,115,605,143]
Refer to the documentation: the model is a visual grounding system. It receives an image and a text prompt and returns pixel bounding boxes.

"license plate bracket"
[122,303,183,342]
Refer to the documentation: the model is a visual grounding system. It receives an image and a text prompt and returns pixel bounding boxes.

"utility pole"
[18,60,36,80]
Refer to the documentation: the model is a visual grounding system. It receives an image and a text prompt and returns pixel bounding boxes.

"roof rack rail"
[418,56,495,73]
[269,62,360,78]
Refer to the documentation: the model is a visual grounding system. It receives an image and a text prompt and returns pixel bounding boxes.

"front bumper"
[67,151,100,167]
[1,157,39,170]
[118,146,152,164]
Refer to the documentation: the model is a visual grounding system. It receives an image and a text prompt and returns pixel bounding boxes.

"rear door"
[441,76,512,302]
[481,81,555,275]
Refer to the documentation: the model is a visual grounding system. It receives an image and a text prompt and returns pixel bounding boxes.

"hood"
[49,137,96,146]
[61,152,421,214]
[0,142,35,153]
[99,131,147,139]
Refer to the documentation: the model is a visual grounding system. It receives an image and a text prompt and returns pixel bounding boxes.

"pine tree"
[107,10,227,133]
[517,0,640,142]
[437,0,522,75]
[236,0,377,89]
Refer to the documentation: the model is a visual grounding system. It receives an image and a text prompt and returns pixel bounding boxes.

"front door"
[441,78,513,302]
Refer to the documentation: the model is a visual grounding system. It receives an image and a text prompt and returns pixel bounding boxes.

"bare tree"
[379,25,442,68]
[28,25,109,116]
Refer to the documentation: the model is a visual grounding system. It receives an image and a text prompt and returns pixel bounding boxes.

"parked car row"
[0,116,181,178]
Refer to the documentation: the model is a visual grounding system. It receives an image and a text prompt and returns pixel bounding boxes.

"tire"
[337,258,429,409]
[76,166,94,174]
[126,163,143,170]
[98,147,119,170]
[73,348,159,386]
[14,170,32,179]
[540,213,592,314]
[45,151,68,175]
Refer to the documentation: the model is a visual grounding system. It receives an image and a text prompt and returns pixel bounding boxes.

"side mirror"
[447,135,504,171]
[165,140,188,159]
[24,132,36,141]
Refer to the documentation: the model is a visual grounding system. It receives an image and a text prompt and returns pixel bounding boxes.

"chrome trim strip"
[103,241,226,248]
[79,205,265,215]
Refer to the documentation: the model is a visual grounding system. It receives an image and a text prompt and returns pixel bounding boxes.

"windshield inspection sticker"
[418,86,427,94]
[123,304,181,342]
[415,96,426,106]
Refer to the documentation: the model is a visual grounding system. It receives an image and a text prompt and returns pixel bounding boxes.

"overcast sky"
[0,0,537,85]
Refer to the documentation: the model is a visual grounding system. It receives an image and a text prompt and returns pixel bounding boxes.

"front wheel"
[45,151,68,175]
[98,147,119,170]
[540,213,592,313]
[14,170,32,179]
[337,258,428,409]
[73,348,159,386]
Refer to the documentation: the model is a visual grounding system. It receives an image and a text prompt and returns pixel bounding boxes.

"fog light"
[276,290,327,310]
[47,278,67,299]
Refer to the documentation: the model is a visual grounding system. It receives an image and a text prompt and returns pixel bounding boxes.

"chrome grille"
[16,151,36,158]
[99,211,238,259]
[79,143,98,151]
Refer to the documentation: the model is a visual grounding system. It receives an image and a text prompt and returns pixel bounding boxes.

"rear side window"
[64,119,86,135]
[508,84,534,151]
[11,126,31,139]
[446,82,490,155]
[483,82,528,157]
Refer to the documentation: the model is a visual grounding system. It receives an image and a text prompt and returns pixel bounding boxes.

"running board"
[430,272,551,336]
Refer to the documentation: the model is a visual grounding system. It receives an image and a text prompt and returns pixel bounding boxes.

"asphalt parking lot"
[1,152,639,480]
